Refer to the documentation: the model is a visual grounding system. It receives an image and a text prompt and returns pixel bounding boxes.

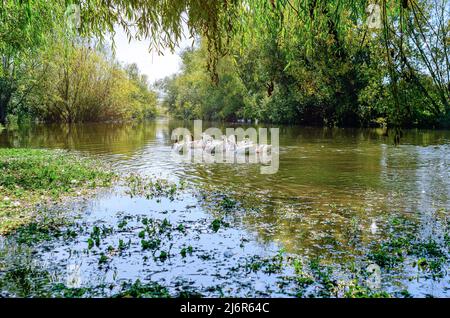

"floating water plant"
[124,174,185,201]
[211,218,229,232]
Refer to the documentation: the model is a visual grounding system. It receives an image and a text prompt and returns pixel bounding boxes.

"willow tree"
[55,1,450,127]
[0,0,235,123]
[0,0,63,123]
[2,0,448,127]
[233,0,449,129]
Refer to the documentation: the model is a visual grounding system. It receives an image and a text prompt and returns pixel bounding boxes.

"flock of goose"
[173,134,272,155]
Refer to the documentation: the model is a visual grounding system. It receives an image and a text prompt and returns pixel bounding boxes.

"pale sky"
[112,27,192,84]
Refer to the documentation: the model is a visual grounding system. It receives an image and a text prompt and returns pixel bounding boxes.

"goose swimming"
[173,133,272,156]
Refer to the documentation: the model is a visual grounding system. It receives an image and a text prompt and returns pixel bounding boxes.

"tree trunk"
[0,88,12,124]
[0,76,14,124]
[0,102,5,124]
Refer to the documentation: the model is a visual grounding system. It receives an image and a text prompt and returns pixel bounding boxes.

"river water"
[0,119,449,297]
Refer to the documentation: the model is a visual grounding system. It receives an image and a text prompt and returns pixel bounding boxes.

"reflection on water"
[1,119,450,257]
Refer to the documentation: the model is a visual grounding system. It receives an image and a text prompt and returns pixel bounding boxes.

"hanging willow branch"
[3,0,448,131]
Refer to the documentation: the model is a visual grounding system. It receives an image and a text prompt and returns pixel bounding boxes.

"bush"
[14,40,158,123]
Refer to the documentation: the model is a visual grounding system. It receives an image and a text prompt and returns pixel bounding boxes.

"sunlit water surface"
[0,119,449,297]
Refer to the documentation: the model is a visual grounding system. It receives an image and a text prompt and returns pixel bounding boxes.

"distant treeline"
[158,1,449,128]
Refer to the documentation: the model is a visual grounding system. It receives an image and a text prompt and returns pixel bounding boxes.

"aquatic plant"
[98,253,109,266]
[117,219,128,230]
[158,251,168,261]
[177,224,186,233]
[118,239,129,252]
[115,280,170,298]
[124,174,185,201]
[343,282,391,298]
[141,239,161,251]
[211,218,229,233]
[180,248,187,258]
[51,284,92,298]
[220,196,237,210]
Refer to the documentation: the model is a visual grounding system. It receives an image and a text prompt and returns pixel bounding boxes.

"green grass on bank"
[0,148,114,234]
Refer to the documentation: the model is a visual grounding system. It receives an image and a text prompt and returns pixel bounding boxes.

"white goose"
[173,135,193,152]
[204,139,224,154]
[174,133,273,157]
[255,144,272,154]
[235,138,256,154]
[191,139,205,149]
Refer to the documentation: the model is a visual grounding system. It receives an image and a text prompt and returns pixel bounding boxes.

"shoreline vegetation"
[0,151,449,298]
[0,148,114,234]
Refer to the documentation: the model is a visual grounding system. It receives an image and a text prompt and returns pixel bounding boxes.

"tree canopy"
[1,0,449,128]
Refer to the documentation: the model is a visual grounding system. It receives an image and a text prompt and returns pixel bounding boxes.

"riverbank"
[0,148,114,234]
